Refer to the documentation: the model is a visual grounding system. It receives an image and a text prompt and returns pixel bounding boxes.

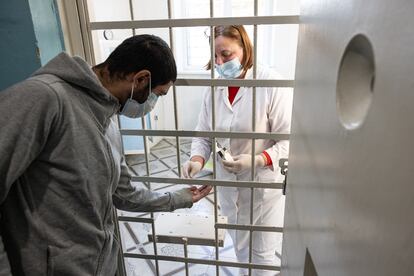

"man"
[0,34,212,275]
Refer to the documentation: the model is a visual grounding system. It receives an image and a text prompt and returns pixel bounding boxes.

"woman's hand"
[182,156,205,178]
[222,154,266,174]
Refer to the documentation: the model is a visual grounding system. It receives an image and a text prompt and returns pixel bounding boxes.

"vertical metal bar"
[249,1,259,275]
[141,116,160,276]
[129,0,161,273]
[209,1,220,275]
[167,3,184,276]
[167,0,182,178]
[210,7,216,132]
[183,238,189,276]
[128,0,136,36]
[172,70,182,178]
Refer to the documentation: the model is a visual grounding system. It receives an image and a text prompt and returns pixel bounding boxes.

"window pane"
[256,24,299,79]
[133,28,171,46]
[87,0,131,21]
[186,27,211,68]
[172,0,211,19]
[131,0,168,20]
[91,29,133,63]
[173,27,211,74]
[213,0,254,17]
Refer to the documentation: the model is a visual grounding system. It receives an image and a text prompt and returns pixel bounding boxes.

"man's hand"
[189,185,213,203]
[222,154,266,174]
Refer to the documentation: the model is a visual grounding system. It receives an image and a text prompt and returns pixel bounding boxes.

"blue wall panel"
[0,0,64,91]
[0,0,41,90]
[28,0,64,65]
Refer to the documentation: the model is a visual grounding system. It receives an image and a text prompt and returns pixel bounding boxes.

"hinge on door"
[279,158,288,195]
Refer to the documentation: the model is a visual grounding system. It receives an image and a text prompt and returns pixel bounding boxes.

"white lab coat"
[190,66,293,275]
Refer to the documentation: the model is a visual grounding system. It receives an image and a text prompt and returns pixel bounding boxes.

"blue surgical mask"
[215,57,243,79]
[120,79,159,118]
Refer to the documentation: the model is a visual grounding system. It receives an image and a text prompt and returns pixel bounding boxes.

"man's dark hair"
[97,34,177,87]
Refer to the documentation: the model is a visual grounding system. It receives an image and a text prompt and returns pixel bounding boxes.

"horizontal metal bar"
[148,234,224,247]
[131,176,284,189]
[90,15,299,30]
[174,78,294,87]
[123,253,280,271]
[215,223,283,233]
[120,129,289,140]
[118,216,154,224]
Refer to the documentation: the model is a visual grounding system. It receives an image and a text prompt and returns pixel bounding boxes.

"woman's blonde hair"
[206,25,254,73]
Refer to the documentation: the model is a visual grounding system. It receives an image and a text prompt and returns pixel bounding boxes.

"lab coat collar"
[217,86,233,111]
[227,67,256,107]
[216,66,259,110]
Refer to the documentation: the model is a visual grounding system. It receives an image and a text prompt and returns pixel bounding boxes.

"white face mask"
[120,79,159,118]
[215,57,243,79]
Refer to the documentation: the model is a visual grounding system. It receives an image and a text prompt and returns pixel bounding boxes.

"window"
[173,0,299,78]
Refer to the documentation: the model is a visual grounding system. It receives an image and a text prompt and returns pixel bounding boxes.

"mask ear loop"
[130,80,135,100]
[149,75,151,95]
[131,73,151,101]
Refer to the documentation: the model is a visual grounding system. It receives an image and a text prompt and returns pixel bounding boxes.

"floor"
[118,138,282,276]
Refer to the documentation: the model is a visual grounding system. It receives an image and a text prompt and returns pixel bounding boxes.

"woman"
[183,25,292,275]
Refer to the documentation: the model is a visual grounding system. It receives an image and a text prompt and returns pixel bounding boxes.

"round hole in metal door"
[336,34,375,130]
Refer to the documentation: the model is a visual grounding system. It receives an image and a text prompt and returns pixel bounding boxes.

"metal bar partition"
[174,78,294,87]
[130,176,284,190]
[120,129,290,140]
[122,253,281,272]
[81,1,298,275]
[89,16,299,30]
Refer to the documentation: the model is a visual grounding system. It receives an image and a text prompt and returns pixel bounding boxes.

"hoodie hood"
[32,52,118,105]
[31,52,120,130]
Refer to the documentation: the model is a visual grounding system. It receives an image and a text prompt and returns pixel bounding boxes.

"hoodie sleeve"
[112,155,193,212]
[107,117,193,212]
[0,79,59,275]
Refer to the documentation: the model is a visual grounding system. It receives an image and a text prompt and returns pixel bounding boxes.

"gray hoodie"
[0,52,193,275]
